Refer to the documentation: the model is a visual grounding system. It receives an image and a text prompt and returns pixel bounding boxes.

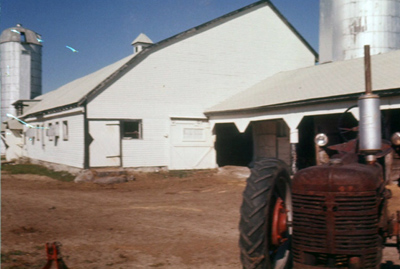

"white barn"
[13,0,317,171]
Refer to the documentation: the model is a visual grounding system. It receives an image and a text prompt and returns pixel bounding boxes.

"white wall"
[87,4,315,169]
[24,112,84,168]
[121,118,169,167]
[4,129,24,161]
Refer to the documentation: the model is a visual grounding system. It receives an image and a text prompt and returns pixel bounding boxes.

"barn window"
[47,123,54,141]
[26,128,35,142]
[183,128,205,141]
[63,121,68,141]
[36,125,40,141]
[122,120,142,139]
[54,122,60,137]
[41,124,45,143]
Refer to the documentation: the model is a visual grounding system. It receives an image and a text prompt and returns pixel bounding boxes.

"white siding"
[122,119,169,167]
[87,4,315,168]
[24,113,84,168]
[4,129,24,161]
[89,5,315,119]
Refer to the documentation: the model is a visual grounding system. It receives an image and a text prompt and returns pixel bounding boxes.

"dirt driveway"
[2,168,400,268]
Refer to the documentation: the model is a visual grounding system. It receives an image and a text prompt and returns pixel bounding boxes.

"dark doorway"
[382,109,400,140]
[297,116,315,170]
[382,109,400,175]
[215,123,253,167]
[297,113,358,170]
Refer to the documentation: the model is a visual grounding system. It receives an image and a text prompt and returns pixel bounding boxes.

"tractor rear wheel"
[239,158,292,269]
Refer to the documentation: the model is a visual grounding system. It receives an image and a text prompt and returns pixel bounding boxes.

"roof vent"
[131,33,153,54]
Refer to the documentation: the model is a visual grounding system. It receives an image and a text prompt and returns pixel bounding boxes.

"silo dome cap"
[0,24,42,45]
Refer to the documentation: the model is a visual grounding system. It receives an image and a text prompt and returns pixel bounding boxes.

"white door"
[89,121,121,167]
[170,120,215,170]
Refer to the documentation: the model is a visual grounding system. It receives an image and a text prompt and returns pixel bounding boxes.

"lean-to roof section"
[205,49,400,115]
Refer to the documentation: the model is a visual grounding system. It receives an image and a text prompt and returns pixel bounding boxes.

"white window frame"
[121,120,143,140]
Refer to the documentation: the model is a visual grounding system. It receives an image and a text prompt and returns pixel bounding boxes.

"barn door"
[169,119,215,170]
[89,121,121,167]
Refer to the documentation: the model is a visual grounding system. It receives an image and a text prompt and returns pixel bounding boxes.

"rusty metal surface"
[394,211,400,257]
[292,160,385,268]
[364,45,372,95]
[293,161,383,192]
[328,139,393,158]
[42,242,68,269]
[271,197,287,247]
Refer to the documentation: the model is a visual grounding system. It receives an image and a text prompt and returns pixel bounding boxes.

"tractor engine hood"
[293,161,384,193]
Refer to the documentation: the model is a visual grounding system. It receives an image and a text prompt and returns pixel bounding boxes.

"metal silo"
[319,0,400,63]
[0,23,42,123]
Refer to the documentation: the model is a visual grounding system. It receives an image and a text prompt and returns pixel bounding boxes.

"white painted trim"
[234,119,250,133]
[290,129,299,144]
[169,115,208,120]
[25,107,84,122]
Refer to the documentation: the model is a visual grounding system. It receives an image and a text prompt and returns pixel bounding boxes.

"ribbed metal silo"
[319,0,400,63]
[0,23,42,123]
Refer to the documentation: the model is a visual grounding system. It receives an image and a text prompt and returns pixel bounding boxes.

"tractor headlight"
[314,133,328,147]
[391,132,400,146]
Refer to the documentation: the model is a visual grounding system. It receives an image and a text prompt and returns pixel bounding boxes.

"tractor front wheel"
[239,158,292,269]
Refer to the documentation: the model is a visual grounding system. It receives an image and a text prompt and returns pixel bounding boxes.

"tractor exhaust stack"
[358,45,381,162]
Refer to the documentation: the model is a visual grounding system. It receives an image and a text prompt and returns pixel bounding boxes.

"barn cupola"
[131,33,153,54]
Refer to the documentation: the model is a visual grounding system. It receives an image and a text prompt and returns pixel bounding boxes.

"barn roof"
[205,49,400,115]
[23,54,135,116]
[22,0,317,118]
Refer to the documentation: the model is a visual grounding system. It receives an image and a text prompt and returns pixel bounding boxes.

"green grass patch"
[2,164,75,182]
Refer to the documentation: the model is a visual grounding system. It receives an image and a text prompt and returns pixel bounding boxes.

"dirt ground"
[1,168,400,269]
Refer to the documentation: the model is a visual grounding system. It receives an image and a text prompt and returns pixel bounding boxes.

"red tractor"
[239,46,400,268]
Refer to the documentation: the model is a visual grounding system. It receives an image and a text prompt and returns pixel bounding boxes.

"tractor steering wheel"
[338,104,359,142]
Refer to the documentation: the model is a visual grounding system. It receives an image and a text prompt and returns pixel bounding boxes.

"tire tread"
[239,158,291,269]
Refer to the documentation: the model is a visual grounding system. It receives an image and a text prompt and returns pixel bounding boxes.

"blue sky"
[1,0,319,94]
